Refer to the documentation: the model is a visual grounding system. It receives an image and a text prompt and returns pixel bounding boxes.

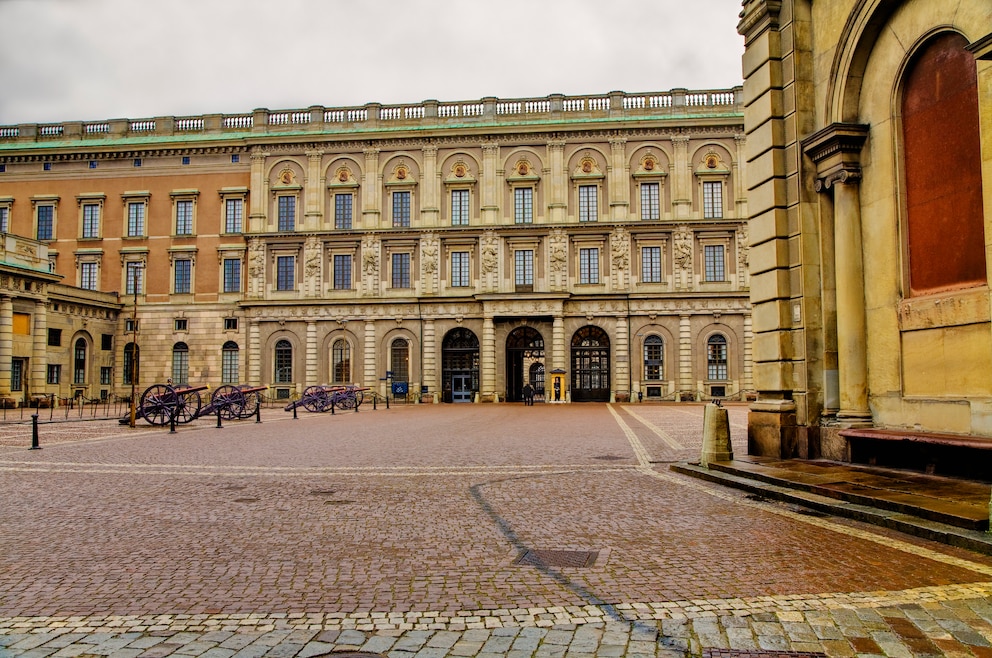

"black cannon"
[284,385,368,414]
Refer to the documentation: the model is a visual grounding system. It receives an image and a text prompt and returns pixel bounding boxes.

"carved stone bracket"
[802,123,869,192]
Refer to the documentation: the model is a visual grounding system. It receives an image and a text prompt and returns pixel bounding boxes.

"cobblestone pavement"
[2,403,992,657]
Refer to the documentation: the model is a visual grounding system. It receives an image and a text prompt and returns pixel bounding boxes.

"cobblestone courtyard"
[2,403,992,657]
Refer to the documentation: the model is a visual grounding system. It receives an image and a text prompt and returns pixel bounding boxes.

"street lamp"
[127,264,143,428]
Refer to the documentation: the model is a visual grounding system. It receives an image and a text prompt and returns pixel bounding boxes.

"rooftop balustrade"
[0,87,742,145]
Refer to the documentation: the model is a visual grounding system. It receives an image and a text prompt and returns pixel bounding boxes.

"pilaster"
[547,138,567,223]
[305,320,317,387]
[32,299,46,396]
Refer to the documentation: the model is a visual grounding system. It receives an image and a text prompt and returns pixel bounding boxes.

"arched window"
[172,342,189,385]
[902,32,984,295]
[123,342,139,385]
[643,335,663,381]
[73,338,87,385]
[391,338,410,383]
[275,339,293,383]
[221,341,239,384]
[332,338,351,384]
[707,334,728,381]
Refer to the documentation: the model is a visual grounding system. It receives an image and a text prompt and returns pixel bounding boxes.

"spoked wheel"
[139,383,179,426]
[173,387,202,424]
[334,392,357,410]
[239,389,262,419]
[211,385,246,420]
[352,390,364,408]
[302,386,330,413]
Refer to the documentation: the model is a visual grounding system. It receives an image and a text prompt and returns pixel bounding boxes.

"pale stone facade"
[0,89,750,406]
[739,0,992,457]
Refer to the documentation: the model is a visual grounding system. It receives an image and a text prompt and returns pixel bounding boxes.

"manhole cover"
[514,549,599,568]
[705,652,826,658]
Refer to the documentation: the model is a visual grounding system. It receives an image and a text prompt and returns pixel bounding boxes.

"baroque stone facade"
[0,88,750,405]
[739,0,992,455]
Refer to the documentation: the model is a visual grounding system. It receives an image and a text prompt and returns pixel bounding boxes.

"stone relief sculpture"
[611,227,629,271]
[673,226,693,272]
[362,235,380,276]
[304,235,321,280]
[480,232,498,275]
[737,224,750,270]
[247,238,265,298]
[421,233,438,275]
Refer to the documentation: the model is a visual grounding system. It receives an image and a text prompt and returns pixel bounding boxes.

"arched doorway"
[442,328,479,403]
[506,326,544,402]
[571,326,610,402]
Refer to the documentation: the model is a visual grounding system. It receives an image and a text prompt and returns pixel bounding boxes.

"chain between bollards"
[30,413,40,450]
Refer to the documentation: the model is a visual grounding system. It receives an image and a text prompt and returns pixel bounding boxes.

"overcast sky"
[0,0,745,126]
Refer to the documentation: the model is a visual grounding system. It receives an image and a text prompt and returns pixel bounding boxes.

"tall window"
[579,247,599,284]
[451,251,470,287]
[123,343,138,385]
[80,262,98,290]
[127,202,145,237]
[392,191,411,227]
[82,203,100,238]
[225,198,243,233]
[274,339,293,383]
[578,185,598,222]
[223,258,241,293]
[47,364,61,385]
[640,182,660,220]
[335,193,353,229]
[172,342,189,385]
[174,258,192,293]
[37,204,54,240]
[125,262,144,295]
[221,341,239,384]
[514,188,533,224]
[644,335,663,381]
[392,253,411,288]
[707,334,728,380]
[175,200,193,235]
[332,339,351,384]
[276,255,295,291]
[391,338,410,382]
[641,246,661,283]
[333,254,352,290]
[514,249,533,288]
[278,196,296,232]
[451,189,469,226]
[704,245,725,282]
[0,206,8,233]
[703,181,723,218]
[73,338,87,384]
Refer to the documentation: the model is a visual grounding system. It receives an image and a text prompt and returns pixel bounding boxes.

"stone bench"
[840,428,992,479]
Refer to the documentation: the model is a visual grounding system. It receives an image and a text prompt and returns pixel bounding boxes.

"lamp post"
[128,264,143,428]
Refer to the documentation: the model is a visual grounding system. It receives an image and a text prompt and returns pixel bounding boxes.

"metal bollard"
[386,395,390,409]
[30,413,40,450]
[216,408,223,428]
[255,402,261,423]
[293,404,298,419]
[330,400,335,415]
[373,395,377,410]
[170,412,177,434]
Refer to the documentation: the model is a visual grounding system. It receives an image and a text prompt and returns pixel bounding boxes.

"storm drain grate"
[514,549,599,568]
[704,651,827,658]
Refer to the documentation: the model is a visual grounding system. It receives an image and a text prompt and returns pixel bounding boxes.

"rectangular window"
[82,203,100,238]
[100,366,112,385]
[704,245,725,282]
[37,205,54,240]
[276,255,295,291]
[80,262,98,290]
[47,364,61,385]
[0,207,8,233]
[335,193,353,229]
[125,318,138,333]
[172,349,189,385]
[101,334,113,350]
[127,202,145,237]
[641,246,662,283]
[224,318,239,331]
[225,198,243,233]
[175,200,193,235]
[222,348,239,384]
[451,189,469,226]
[391,253,410,288]
[174,258,192,294]
[579,185,598,222]
[644,340,663,381]
[514,250,534,287]
[47,328,61,346]
[451,251,470,287]
[392,191,411,227]
[333,254,352,290]
[514,188,533,224]
[579,247,599,284]
[223,258,241,293]
[278,196,296,232]
[125,262,144,295]
[174,318,188,332]
[703,181,723,218]
[641,182,660,221]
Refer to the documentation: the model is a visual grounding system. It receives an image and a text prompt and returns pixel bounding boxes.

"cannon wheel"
[302,385,330,413]
[211,385,246,420]
[139,383,180,426]
[239,389,262,419]
[334,390,357,410]
[173,387,202,424]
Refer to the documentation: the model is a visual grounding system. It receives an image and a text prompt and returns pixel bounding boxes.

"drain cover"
[514,549,599,568]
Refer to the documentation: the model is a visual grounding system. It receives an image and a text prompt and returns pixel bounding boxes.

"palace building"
[739,0,992,464]
[0,88,749,406]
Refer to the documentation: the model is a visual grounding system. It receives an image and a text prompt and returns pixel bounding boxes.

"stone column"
[481,315,495,401]
[743,312,754,393]
[305,320,318,386]
[422,318,436,395]
[362,147,381,229]
[609,136,629,220]
[547,138,567,223]
[679,313,692,398]
[552,315,566,373]
[421,145,439,228]
[304,149,323,230]
[0,296,13,396]
[32,299,47,396]
[614,313,629,401]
